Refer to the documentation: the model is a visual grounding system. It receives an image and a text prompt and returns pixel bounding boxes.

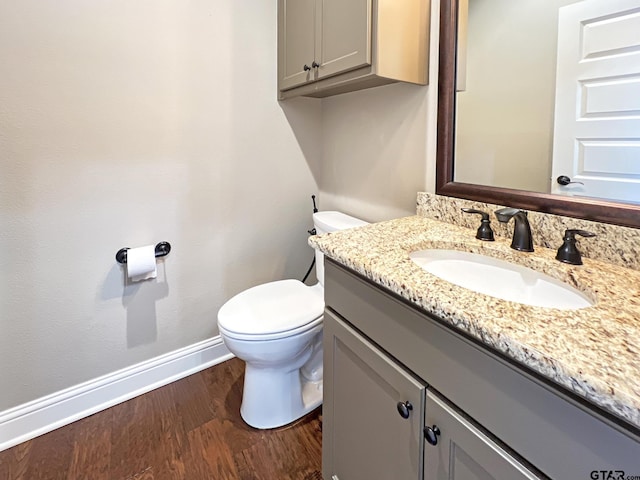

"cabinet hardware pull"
[303,64,312,71]
[396,401,413,419]
[312,61,320,68]
[424,425,441,446]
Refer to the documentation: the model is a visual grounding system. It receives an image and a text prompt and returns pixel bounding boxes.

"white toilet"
[217,211,367,429]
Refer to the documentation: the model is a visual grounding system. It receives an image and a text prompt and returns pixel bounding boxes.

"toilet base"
[240,364,323,429]
[302,378,323,412]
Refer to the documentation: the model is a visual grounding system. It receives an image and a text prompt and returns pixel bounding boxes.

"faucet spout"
[494,208,534,252]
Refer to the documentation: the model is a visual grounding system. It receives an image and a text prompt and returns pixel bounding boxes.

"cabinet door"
[323,310,425,480]
[317,0,372,79]
[424,391,540,480]
[279,0,317,90]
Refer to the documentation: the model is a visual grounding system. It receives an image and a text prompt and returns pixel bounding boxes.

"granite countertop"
[309,215,640,430]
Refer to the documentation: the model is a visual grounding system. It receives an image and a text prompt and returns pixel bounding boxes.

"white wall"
[318,0,441,221]
[0,0,320,411]
[319,83,430,221]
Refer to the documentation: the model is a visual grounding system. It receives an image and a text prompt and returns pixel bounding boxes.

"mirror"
[436,0,640,229]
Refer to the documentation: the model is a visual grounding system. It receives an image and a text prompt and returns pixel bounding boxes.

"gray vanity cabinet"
[323,310,426,480]
[322,259,640,480]
[424,391,538,480]
[323,309,537,480]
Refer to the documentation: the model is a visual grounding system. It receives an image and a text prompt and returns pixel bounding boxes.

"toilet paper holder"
[116,242,171,264]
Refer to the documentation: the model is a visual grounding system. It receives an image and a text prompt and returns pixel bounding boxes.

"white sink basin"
[409,249,593,310]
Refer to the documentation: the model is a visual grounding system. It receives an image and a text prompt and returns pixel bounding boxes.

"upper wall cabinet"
[278,0,430,99]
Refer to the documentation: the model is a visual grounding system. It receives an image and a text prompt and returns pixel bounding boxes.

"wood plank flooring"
[0,358,323,480]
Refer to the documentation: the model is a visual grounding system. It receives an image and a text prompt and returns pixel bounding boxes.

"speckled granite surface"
[309,215,640,430]
[417,192,640,271]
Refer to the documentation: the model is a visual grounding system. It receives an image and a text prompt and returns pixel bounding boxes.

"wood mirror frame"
[435,0,640,229]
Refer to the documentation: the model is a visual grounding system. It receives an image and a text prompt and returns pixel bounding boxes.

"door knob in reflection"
[557,175,584,186]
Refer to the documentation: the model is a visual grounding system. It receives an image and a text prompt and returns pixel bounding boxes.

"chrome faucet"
[494,208,534,252]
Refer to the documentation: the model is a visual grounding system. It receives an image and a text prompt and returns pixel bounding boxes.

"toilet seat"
[218,279,324,341]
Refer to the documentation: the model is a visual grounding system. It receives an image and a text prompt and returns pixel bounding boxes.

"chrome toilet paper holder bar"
[116,242,171,264]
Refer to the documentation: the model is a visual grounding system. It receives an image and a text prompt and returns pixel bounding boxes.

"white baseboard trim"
[0,336,233,452]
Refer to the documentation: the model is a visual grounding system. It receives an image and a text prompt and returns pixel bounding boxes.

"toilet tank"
[312,211,368,286]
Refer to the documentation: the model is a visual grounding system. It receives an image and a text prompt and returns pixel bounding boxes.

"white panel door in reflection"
[551,0,640,204]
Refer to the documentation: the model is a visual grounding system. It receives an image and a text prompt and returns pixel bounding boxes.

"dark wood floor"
[0,358,323,480]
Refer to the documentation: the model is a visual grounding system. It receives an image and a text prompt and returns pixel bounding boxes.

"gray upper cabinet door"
[279,0,317,90]
[278,0,428,98]
[317,0,372,80]
[424,391,540,480]
[323,310,426,480]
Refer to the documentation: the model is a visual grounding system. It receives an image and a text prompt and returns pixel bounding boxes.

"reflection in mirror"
[453,0,640,205]
[435,0,640,229]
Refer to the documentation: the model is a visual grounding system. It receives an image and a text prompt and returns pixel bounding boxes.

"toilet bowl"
[217,211,367,429]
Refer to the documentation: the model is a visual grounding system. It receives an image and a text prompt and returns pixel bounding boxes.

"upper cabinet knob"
[311,61,320,68]
[557,175,584,186]
[303,64,312,72]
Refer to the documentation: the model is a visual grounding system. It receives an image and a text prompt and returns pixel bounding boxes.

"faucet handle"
[566,229,596,239]
[556,229,596,265]
[461,208,495,241]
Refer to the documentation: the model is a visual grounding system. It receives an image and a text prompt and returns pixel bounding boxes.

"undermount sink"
[409,249,594,310]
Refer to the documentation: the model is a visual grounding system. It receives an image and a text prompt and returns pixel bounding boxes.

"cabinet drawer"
[324,260,640,479]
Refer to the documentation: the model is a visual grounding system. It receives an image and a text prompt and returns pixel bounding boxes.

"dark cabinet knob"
[424,425,441,445]
[303,64,311,72]
[557,175,584,186]
[311,61,320,68]
[396,401,413,419]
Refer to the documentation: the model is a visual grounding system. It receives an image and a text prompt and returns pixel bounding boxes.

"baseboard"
[0,336,233,452]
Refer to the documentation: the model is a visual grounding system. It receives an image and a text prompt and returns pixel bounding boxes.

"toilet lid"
[217,279,324,337]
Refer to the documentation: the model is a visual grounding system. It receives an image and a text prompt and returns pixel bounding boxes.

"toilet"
[217,211,368,429]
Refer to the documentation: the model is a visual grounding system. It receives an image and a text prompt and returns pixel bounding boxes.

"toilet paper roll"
[126,245,157,282]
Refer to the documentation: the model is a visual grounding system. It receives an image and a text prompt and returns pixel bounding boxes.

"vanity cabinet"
[424,391,537,480]
[322,259,640,480]
[323,310,425,480]
[278,0,430,99]
[324,310,538,480]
